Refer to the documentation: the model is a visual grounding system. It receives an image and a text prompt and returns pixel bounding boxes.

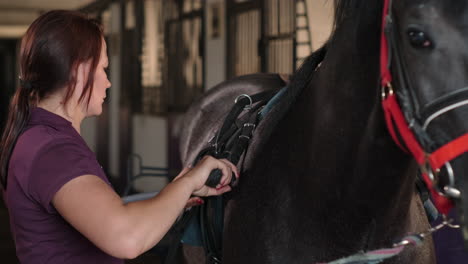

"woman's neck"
[37,96,85,134]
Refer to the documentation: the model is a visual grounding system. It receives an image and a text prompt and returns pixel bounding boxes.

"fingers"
[223,159,239,180]
[191,155,240,197]
[207,185,232,196]
[216,160,231,188]
[185,197,204,208]
[198,156,232,182]
[218,159,238,187]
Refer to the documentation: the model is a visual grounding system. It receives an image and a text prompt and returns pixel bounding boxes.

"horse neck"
[287,3,416,221]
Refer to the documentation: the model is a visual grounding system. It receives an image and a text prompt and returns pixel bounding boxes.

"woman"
[0,10,237,264]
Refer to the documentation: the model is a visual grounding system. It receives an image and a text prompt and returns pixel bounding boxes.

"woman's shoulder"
[8,125,94,200]
[22,107,83,149]
[13,124,90,167]
[23,124,77,148]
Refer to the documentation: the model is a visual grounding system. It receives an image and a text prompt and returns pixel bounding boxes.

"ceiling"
[0,0,96,38]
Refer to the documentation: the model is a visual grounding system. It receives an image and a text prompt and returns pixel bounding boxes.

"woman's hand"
[185,197,204,208]
[174,156,239,198]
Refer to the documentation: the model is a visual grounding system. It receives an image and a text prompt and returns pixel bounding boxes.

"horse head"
[386,0,468,243]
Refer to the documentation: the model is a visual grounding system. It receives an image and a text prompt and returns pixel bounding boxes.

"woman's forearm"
[120,176,195,257]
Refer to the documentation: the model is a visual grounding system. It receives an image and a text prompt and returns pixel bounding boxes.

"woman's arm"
[52,156,237,259]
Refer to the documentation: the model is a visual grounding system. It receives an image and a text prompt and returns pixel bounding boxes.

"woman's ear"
[73,61,91,98]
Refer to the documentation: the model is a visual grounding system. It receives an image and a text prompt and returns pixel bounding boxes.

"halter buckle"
[420,155,440,184]
[381,82,394,100]
[420,157,461,199]
[443,186,461,199]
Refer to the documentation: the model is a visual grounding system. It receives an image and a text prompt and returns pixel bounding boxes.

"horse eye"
[406,29,433,49]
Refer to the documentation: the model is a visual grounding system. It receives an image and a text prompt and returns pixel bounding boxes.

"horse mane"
[290,0,376,80]
[289,0,381,89]
[251,0,386,133]
[241,44,327,171]
[332,0,380,29]
[333,0,361,30]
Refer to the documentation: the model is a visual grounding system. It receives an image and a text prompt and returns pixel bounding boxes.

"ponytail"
[0,82,32,189]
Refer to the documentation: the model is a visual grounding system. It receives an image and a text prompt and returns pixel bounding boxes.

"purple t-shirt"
[4,107,123,264]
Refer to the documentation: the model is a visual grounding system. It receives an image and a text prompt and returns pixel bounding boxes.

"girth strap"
[195,89,281,264]
[164,87,284,264]
[213,90,278,158]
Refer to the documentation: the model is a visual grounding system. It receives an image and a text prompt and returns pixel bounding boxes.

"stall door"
[227,0,262,78]
[164,0,204,112]
[263,0,295,74]
[227,0,295,78]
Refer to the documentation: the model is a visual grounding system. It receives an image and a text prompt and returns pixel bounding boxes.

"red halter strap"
[382,93,454,214]
[379,0,468,215]
[380,0,392,88]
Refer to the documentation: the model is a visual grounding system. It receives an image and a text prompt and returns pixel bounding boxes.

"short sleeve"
[29,138,103,213]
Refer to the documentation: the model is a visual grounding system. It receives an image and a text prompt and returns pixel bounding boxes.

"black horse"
[178,0,468,263]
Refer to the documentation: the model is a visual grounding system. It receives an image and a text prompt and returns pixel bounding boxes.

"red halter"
[380,0,468,215]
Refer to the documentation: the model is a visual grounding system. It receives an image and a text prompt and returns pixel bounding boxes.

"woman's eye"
[407,29,434,49]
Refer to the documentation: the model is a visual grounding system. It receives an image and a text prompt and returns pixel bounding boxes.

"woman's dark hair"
[0,10,104,189]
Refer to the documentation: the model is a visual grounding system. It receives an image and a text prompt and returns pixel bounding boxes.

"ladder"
[295,0,313,69]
